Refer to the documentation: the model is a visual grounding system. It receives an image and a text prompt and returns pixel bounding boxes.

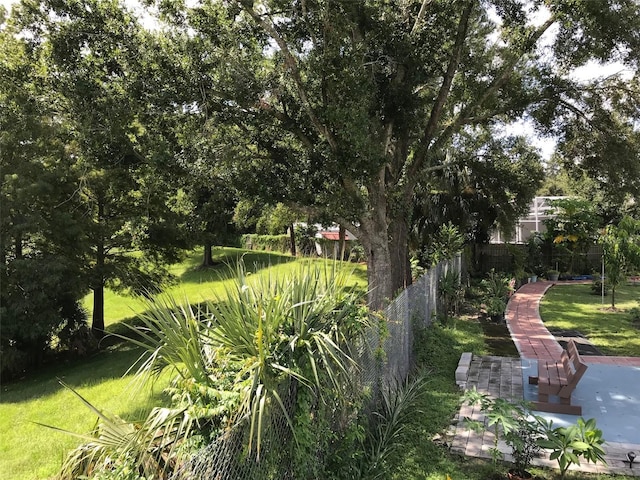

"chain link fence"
[172,255,461,480]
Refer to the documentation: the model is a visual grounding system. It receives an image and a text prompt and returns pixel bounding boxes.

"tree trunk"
[358,178,414,310]
[92,280,105,338]
[92,240,106,337]
[362,229,394,311]
[202,240,214,266]
[338,224,346,261]
[92,199,106,338]
[289,223,297,256]
[388,215,412,289]
[611,286,616,309]
[15,231,23,260]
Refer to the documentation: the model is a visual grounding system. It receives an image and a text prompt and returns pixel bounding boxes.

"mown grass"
[1,248,366,480]
[5,261,637,480]
[539,283,640,356]
[82,247,301,327]
[0,346,169,480]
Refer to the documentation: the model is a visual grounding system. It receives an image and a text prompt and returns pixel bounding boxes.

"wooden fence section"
[473,243,603,275]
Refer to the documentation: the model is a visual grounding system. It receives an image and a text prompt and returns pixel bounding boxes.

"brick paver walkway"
[507,280,640,367]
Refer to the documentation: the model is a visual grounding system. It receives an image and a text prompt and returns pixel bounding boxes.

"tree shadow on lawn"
[178,248,295,284]
[0,344,145,404]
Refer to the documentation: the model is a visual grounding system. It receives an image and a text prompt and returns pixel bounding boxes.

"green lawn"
[1,248,367,480]
[82,247,302,327]
[539,282,640,356]
[0,346,167,480]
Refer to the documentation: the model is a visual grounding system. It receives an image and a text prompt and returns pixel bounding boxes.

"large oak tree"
[154,0,640,309]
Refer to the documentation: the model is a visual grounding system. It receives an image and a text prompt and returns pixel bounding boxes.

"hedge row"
[241,234,291,253]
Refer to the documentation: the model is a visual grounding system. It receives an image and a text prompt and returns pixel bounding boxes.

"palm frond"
[41,382,192,479]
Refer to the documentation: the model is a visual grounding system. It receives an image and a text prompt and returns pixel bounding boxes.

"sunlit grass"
[82,247,366,328]
[0,346,169,480]
[539,283,640,356]
[3,248,366,480]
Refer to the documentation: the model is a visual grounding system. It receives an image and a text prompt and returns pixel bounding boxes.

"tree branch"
[407,0,473,180]
[237,0,338,152]
[409,14,558,187]
[332,215,360,240]
[410,0,433,36]
[556,98,593,125]
[268,104,316,150]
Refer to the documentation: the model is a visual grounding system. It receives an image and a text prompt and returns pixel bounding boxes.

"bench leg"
[533,388,583,415]
[532,400,582,415]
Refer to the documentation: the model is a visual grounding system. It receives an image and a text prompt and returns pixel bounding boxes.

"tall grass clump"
[55,260,369,479]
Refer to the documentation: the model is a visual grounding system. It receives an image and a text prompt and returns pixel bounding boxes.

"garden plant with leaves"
[52,261,370,478]
[599,215,640,308]
[461,389,535,469]
[537,417,607,479]
[438,269,464,326]
[480,270,514,321]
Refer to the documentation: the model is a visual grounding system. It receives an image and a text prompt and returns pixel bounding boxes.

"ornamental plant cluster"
[480,270,515,321]
[54,262,373,479]
[462,389,607,479]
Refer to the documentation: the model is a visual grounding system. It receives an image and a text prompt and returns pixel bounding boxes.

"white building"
[491,196,568,243]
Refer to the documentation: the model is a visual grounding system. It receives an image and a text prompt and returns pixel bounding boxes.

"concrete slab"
[453,280,640,475]
[456,355,640,476]
[522,359,640,445]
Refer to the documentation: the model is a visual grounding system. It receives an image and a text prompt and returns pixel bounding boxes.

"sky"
[1,0,14,11]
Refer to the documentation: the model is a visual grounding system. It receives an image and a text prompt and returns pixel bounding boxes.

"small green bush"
[590,274,609,296]
[439,270,463,323]
[349,243,366,263]
[481,270,513,299]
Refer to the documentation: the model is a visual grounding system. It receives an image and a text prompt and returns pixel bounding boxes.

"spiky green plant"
[47,261,367,478]
[362,373,430,479]
[128,260,368,458]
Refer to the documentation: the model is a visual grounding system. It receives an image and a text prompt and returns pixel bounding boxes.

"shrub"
[438,270,463,324]
[294,224,318,255]
[1,255,89,381]
[481,270,513,299]
[462,390,541,472]
[349,243,366,263]
[241,233,290,252]
[537,417,607,479]
[53,261,370,478]
[590,274,609,296]
[422,222,464,267]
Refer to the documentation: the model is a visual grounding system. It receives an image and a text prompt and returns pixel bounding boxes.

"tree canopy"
[3,0,640,317]
[139,0,640,308]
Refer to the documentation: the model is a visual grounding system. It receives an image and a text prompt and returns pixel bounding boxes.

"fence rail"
[173,255,461,479]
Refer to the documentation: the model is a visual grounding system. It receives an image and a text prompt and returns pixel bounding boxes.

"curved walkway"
[506,280,640,367]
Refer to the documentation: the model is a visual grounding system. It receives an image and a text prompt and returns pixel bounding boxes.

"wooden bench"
[528,339,588,415]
